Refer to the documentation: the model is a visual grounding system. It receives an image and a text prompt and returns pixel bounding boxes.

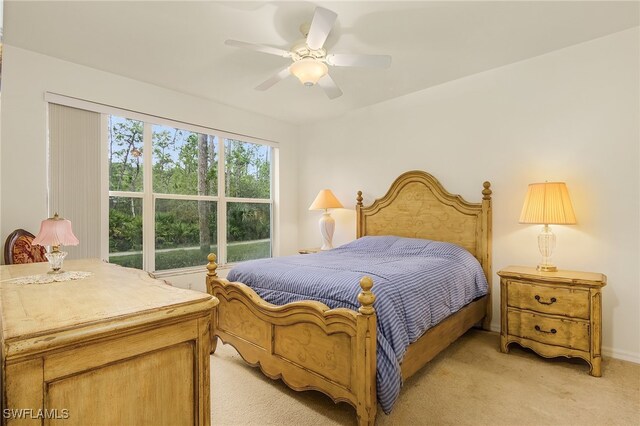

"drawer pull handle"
[535,295,557,305]
[534,325,557,334]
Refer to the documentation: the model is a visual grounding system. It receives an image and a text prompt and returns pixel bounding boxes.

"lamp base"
[536,264,558,272]
[536,224,558,273]
[319,212,335,251]
[45,250,68,274]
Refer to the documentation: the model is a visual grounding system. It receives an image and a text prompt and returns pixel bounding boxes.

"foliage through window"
[109,116,143,192]
[108,115,273,271]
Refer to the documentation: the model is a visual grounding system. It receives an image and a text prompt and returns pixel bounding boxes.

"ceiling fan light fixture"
[289,58,328,86]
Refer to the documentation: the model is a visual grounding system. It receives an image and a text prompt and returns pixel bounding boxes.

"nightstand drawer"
[507,280,590,319]
[507,310,590,352]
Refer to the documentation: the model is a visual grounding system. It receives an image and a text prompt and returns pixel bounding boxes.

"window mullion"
[142,122,155,272]
[153,193,218,202]
[108,191,144,198]
[271,146,277,258]
[224,197,271,204]
[218,137,227,265]
[100,114,110,261]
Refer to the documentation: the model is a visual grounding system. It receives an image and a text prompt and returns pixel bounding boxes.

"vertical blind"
[48,103,102,259]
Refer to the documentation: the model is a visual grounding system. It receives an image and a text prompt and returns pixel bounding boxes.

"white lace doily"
[5,271,93,285]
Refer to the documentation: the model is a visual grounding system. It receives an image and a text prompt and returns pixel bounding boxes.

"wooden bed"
[206,170,492,425]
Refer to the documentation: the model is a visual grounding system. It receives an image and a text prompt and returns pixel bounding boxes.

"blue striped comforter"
[227,236,488,413]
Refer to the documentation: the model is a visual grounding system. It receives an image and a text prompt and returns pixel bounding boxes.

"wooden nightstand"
[298,248,321,254]
[498,266,606,376]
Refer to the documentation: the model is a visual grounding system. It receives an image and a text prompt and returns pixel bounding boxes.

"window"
[108,115,273,272]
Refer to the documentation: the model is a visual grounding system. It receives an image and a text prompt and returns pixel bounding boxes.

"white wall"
[0,45,300,265]
[298,28,640,362]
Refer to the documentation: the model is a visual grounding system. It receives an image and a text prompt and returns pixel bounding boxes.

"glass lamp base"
[536,264,558,272]
[536,224,557,273]
[45,250,68,274]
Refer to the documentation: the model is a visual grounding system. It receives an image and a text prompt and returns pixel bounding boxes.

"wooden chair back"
[4,229,47,265]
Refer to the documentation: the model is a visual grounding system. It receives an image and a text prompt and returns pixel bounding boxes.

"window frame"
[43,93,278,273]
[44,92,280,276]
[107,117,275,272]
[45,94,278,272]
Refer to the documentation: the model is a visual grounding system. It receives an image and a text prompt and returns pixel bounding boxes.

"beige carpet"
[211,330,640,425]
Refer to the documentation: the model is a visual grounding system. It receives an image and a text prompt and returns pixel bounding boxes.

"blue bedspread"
[227,236,488,413]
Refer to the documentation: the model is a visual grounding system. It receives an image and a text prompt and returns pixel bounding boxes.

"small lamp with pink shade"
[32,213,79,273]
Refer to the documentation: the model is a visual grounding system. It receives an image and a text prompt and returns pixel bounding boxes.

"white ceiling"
[4,1,639,125]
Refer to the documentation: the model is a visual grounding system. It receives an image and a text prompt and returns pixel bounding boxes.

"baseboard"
[602,347,640,364]
[488,321,640,364]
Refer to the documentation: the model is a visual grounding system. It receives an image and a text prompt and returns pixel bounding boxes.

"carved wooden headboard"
[356,170,492,281]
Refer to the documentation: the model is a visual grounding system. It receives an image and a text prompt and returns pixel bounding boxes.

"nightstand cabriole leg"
[590,357,602,377]
[500,337,510,354]
[590,288,603,377]
[500,278,509,353]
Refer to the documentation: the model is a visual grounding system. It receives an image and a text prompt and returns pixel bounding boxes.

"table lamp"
[519,182,576,272]
[309,189,344,250]
[32,213,80,273]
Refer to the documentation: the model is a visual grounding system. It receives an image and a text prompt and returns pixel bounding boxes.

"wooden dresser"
[498,266,606,376]
[0,259,218,425]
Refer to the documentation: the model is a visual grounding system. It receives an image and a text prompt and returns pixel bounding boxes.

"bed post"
[356,276,377,426]
[356,191,364,238]
[481,182,493,330]
[206,253,219,354]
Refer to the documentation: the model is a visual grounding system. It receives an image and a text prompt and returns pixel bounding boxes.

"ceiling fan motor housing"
[289,39,329,86]
[290,39,327,62]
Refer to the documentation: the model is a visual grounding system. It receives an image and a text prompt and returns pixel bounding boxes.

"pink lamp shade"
[32,213,79,247]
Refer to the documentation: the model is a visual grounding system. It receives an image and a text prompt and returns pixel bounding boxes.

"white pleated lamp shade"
[309,189,344,211]
[519,182,577,225]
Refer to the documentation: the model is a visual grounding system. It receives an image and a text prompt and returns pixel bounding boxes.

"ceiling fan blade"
[255,67,291,91]
[317,74,343,100]
[306,7,337,50]
[225,39,291,58]
[326,54,392,68]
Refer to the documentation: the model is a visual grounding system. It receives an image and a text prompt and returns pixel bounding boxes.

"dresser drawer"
[507,280,590,319]
[507,310,590,352]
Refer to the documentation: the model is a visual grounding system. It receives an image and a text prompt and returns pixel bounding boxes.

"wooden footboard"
[206,254,378,426]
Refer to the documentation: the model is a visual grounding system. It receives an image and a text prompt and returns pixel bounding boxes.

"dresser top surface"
[0,259,215,342]
[498,265,606,286]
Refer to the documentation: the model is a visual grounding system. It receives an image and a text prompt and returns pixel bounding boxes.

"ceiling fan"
[225,7,392,99]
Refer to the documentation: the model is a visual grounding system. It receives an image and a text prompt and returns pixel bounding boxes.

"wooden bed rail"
[206,254,378,426]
